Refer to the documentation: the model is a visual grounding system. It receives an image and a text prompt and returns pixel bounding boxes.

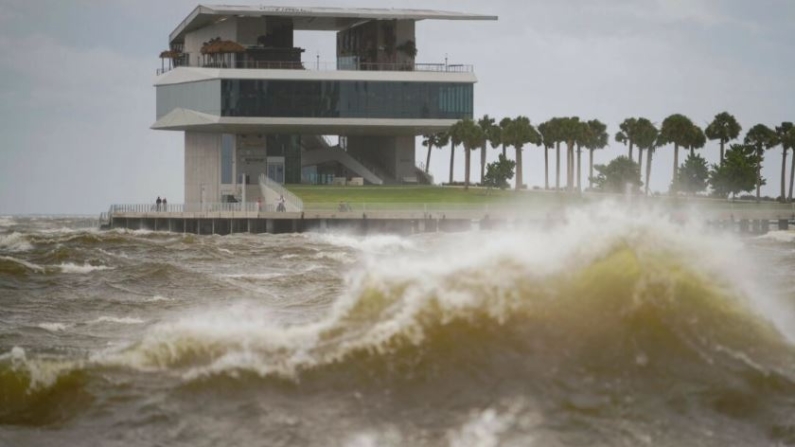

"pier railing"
[104,199,795,221]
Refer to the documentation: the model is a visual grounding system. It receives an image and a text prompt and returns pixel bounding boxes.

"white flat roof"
[154,67,477,86]
[170,4,498,43]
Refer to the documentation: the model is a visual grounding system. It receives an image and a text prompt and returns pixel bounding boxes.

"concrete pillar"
[779,219,789,231]
[739,219,749,233]
[266,219,275,233]
[761,219,770,234]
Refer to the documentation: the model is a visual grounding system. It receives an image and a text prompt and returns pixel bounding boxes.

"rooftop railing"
[157,60,473,75]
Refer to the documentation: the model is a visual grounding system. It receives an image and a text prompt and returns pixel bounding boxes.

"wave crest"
[107,206,795,389]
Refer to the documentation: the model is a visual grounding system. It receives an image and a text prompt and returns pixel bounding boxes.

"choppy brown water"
[2,206,795,447]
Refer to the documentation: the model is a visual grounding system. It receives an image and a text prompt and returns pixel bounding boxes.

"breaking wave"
[103,205,795,393]
[316,233,417,253]
[0,347,90,425]
[0,232,33,252]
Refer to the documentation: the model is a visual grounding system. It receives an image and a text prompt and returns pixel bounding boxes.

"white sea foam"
[757,230,795,243]
[1,346,78,391]
[89,316,145,325]
[37,323,69,332]
[0,216,14,227]
[0,232,33,252]
[217,248,234,255]
[280,254,300,260]
[448,408,516,447]
[312,251,355,263]
[317,234,416,253]
[59,263,112,274]
[221,272,284,280]
[144,295,172,303]
[0,255,44,272]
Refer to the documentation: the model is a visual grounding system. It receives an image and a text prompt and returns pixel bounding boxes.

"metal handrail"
[156,59,474,75]
[259,174,304,212]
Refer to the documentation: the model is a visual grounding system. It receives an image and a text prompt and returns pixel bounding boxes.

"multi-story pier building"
[153,4,497,207]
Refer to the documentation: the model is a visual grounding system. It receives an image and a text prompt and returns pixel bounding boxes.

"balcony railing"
[157,60,473,75]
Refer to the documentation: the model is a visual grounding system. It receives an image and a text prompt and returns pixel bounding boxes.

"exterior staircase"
[301,146,385,185]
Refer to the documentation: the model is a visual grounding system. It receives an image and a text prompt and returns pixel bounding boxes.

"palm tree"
[659,114,697,194]
[632,118,658,187]
[775,122,793,201]
[448,126,461,185]
[631,119,658,193]
[538,120,554,190]
[421,132,450,174]
[616,118,639,162]
[784,127,795,201]
[688,125,706,158]
[705,112,742,166]
[503,116,541,190]
[584,119,608,190]
[477,115,496,183]
[451,119,486,190]
[559,117,582,191]
[744,124,779,202]
[547,117,564,190]
[499,117,512,158]
[644,138,663,195]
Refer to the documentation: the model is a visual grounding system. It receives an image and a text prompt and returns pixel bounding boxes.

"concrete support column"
[779,219,789,231]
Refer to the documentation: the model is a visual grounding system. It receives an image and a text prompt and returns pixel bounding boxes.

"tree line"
[422,112,795,202]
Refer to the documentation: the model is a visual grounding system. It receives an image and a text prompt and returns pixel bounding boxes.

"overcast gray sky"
[1,0,794,215]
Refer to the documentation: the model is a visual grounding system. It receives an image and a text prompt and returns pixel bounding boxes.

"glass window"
[221,80,473,120]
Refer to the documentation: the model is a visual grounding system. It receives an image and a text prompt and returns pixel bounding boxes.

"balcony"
[156,59,473,75]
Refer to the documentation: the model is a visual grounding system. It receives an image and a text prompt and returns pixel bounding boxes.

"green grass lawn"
[287,184,795,215]
[288,185,523,204]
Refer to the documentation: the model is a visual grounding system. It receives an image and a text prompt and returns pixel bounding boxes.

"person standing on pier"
[162,197,167,212]
[156,196,162,211]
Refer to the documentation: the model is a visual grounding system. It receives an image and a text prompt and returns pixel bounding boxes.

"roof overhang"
[152,109,458,136]
[170,4,498,44]
[154,66,478,86]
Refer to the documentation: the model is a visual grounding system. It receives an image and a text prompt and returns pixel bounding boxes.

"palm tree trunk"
[638,148,644,185]
[672,144,679,194]
[480,143,487,184]
[646,149,654,195]
[555,142,561,190]
[449,142,455,185]
[576,144,582,193]
[569,144,574,191]
[464,146,471,191]
[425,145,433,174]
[756,150,762,203]
[589,148,594,189]
[782,147,788,202]
[544,146,549,190]
[502,144,506,158]
[628,142,634,162]
[790,148,795,201]
[720,140,725,167]
[690,147,694,158]
[515,146,523,191]
[566,142,574,191]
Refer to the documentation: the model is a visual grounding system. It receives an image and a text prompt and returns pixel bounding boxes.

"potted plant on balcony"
[201,37,245,68]
[158,50,183,72]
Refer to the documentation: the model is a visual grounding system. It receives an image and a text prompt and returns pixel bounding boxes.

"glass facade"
[221,80,472,120]
[156,80,221,119]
